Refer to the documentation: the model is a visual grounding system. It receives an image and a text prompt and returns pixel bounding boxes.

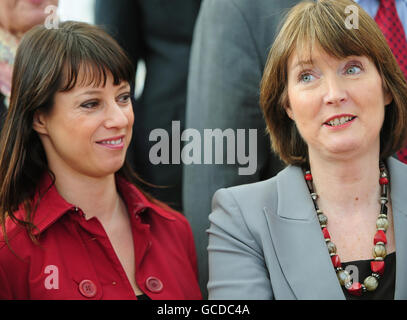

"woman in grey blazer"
[208,0,407,300]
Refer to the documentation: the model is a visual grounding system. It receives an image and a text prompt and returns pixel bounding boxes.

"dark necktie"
[375,0,407,78]
[375,0,407,163]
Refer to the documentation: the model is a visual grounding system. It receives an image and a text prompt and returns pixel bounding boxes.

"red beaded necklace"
[303,161,389,296]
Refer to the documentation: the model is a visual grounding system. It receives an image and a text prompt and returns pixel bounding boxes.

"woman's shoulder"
[214,164,298,204]
[209,164,308,231]
[0,208,36,267]
[387,156,407,209]
[0,201,29,242]
[388,156,407,173]
[147,198,191,228]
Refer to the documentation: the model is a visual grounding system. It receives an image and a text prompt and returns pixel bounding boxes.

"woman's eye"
[117,93,131,104]
[299,73,315,83]
[345,65,362,75]
[80,101,99,109]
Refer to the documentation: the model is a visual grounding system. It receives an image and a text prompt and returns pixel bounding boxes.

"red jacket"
[0,174,202,300]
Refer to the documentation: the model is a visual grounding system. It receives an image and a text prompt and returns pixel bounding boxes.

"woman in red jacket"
[0,21,202,300]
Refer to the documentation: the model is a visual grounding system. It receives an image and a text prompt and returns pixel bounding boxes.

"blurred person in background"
[95,0,202,212]
[184,0,298,297]
[0,0,58,131]
[355,0,407,163]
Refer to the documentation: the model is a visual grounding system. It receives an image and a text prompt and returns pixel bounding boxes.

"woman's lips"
[323,116,357,130]
[323,114,356,125]
[96,136,125,150]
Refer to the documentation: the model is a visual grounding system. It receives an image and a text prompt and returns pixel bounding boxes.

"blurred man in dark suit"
[95,0,201,212]
[184,0,300,297]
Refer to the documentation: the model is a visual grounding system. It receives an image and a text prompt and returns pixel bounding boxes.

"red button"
[145,276,163,293]
[78,280,97,298]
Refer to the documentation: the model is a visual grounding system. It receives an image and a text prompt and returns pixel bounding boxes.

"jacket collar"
[276,157,407,221]
[265,164,344,299]
[27,173,176,236]
[387,157,407,299]
[115,175,177,222]
[276,164,316,221]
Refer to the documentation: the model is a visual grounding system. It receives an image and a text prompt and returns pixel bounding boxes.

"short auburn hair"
[260,0,407,165]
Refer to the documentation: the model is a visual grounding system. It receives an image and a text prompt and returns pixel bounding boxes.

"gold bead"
[376,217,388,231]
[327,241,337,254]
[373,244,386,259]
[318,214,328,226]
[363,276,378,291]
[337,270,351,286]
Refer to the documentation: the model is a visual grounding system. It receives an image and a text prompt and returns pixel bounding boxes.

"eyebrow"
[75,84,130,97]
[291,59,314,70]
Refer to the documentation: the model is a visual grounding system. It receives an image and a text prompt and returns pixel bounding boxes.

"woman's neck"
[308,151,382,217]
[52,169,121,223]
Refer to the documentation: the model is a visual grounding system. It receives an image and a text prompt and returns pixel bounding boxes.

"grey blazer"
[208,157,407,299]
[183,0,298,297]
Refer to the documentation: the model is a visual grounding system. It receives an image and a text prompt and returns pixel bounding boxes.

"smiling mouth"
[324,116,356,127]
[97,138,123,145]
[95,136,125,147]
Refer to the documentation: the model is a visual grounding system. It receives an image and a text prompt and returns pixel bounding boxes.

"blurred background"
[59,0,95,23]
[58,0,145,98]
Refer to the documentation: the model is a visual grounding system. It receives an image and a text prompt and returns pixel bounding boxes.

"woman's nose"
[323,76,348,106]
[104,102,129,128]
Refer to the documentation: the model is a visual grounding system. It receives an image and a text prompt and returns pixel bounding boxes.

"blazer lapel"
[264,166,345,299]
[388,157,407,299]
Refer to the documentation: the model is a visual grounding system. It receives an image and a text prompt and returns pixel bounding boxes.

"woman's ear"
[32,111,48,135]
[382,81,393,106]
[384,90,393,106]
[285,103,295,120]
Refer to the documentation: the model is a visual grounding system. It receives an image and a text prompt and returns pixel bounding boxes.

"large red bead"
[331,255,341,268]
[374,230,387,245]
[305,173,312,181]
[379,177,389,185]
[347,282,363,296]
[322,227,330,239]
[371,261,385,275]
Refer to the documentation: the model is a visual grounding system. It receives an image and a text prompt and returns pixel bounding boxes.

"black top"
[136,293,151,300]
[341,252,396,300]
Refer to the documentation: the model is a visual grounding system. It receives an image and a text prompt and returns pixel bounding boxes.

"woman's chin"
[94,159,126,177]
[313,139,364,158]
[325,142,376,160]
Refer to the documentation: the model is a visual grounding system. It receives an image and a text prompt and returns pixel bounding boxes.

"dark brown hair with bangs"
[0,21,149,246]
[260,0,407,165]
